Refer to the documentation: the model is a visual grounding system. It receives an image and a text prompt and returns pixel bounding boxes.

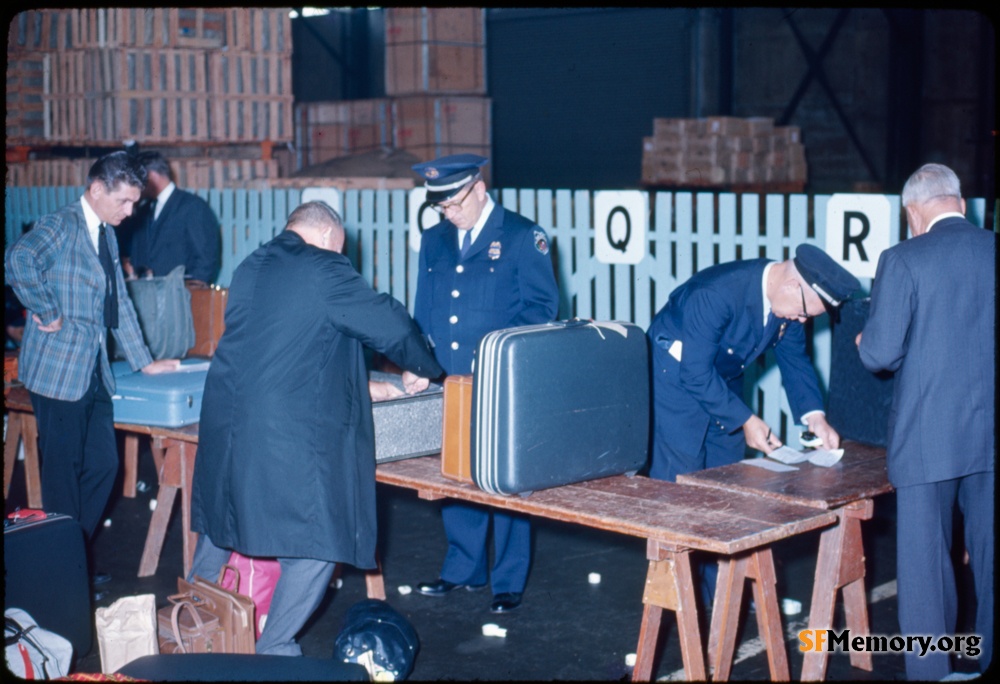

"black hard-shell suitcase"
[471,319,650,496]
[3,511,92,660]
[826,298,894,447]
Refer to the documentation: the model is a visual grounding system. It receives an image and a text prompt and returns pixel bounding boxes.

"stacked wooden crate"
[641,116,807,189]
[6,8,292,187]
[294,99,394,168]
[295,8,491,177]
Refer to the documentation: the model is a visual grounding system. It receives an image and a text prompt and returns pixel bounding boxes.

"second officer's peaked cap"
[793,244,861,314]
[412,154,488,203]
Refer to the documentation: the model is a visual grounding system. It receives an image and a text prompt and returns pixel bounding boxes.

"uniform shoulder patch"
[532,228,550,255]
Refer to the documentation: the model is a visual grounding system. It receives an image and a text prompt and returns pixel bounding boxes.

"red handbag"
[220,553,282,639]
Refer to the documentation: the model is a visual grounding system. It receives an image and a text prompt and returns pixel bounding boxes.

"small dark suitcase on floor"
[472,320,650,496]
[827,298,894,447]
[4,511,92,660]
[110,359,209,427]
[370,371,443,463]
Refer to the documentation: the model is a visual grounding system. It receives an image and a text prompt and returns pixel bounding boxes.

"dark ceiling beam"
[780,8,880,183]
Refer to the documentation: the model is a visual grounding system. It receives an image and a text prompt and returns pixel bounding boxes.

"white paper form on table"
[766,445,844,468]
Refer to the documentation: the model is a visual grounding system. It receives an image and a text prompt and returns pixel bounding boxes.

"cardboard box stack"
[6,8,292,186]
[296,8,491,178]
[641,116,807,188]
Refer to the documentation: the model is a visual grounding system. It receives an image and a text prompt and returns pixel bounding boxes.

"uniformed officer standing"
[412,154,559,613]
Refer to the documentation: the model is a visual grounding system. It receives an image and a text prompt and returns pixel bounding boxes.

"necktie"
[460,229,472,259]
[98,223,119,329]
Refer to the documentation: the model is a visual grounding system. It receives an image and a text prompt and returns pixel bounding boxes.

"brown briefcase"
[440,375,474,485]
[186,283,228,358]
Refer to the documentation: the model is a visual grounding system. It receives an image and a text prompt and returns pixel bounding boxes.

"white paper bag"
[95,594,158,674]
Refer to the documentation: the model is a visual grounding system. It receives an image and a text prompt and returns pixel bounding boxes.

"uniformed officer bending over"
[187,201,443,656]
[412,154,560,614]
[647,244,859,607]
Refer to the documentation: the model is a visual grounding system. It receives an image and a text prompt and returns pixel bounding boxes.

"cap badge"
[425,167,439,179]
[488,241,502,260]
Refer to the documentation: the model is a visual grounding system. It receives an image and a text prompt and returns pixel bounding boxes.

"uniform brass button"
[449,315,458,324]
[451,290,460,298]
[456,265,464,273]
[451,342,459,350]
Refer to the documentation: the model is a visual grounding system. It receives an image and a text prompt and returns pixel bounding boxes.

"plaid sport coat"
[5,198,153,401]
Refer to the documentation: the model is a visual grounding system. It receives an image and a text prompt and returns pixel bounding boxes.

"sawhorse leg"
[121,433,166,498]
[138,438,198,578]
[633,540,707,682]
[331,554,387,600]
[708,548,790,681]
[4,410,41,509]
[801,499,874,680]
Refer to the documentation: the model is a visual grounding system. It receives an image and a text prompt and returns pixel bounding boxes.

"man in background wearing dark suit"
[858,163,994,679]
[118,150,221,286]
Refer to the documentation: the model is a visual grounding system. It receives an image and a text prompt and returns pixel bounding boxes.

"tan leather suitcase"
[186,283,228,358]
[440,375,473,484]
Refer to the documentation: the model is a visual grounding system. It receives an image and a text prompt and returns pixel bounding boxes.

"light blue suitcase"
[110,359,209,427]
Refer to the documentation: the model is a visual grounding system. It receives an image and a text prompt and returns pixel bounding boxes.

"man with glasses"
[411,154,559,614]
[646,244,859,608]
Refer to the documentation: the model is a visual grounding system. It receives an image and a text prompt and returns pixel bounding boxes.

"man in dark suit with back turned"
[858,163,994,679]
[118,150,221,286]
[411,154,559,614]
[188,201,443,656]
[5,151,179,590]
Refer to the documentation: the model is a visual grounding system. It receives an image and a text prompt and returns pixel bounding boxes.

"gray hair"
[285,201,344,232]
[901,163,962,207]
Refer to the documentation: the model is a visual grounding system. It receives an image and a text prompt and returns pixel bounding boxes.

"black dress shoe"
[490,592,523,613]
[416,579,485,596]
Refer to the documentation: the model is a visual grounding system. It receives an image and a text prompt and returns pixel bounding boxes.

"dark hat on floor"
[412,154,488,203]
[793,244,861,314]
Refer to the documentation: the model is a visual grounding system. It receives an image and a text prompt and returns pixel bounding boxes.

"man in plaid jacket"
[5,151,178,549]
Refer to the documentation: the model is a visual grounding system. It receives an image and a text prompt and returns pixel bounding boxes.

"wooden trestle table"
[677,441,893,680]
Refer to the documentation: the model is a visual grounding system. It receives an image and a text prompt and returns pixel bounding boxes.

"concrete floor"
[4,435,986,681]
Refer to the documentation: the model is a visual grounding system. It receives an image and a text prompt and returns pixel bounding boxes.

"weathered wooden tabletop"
[376,455,837,556]
[677,440,893,509]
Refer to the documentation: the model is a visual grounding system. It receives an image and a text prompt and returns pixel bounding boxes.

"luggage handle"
[170,600,207,654]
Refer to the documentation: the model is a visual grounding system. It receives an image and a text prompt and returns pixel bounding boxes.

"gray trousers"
[188,534,336,656]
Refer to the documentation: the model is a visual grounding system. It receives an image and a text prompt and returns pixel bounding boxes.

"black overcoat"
[190,230,443,567]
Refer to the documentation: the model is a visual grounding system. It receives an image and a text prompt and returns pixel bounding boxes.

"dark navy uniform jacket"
[647,258,824,466]
[414,204,559,375]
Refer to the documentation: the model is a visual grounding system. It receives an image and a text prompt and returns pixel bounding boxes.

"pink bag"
[220,553,282,639]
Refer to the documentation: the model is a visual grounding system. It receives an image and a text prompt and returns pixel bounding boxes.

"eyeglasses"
[432,183,476,216]
[798,284,810,320]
